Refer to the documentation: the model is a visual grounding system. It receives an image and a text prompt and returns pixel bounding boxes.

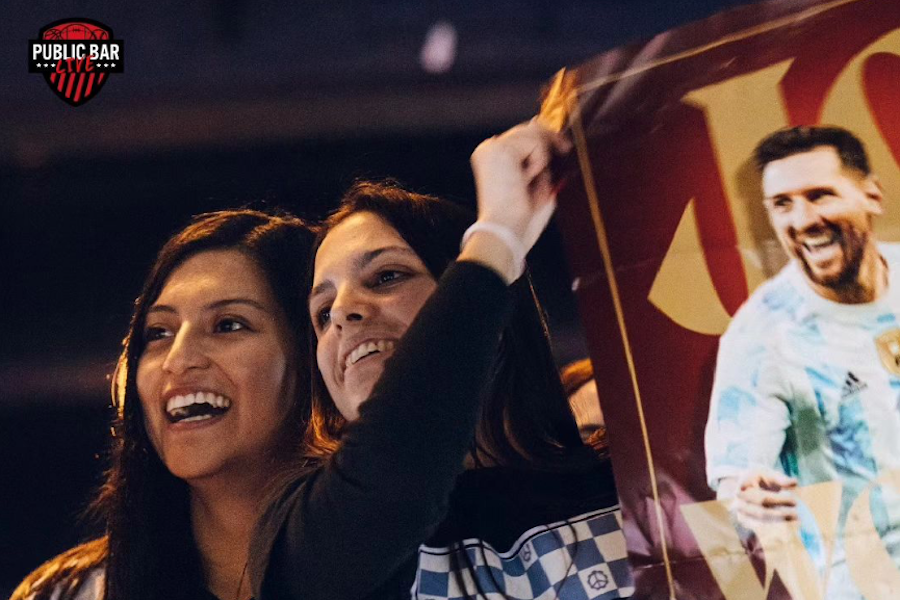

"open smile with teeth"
[165,392,231,424]
[800,231,841,256]
[345,340,395,370]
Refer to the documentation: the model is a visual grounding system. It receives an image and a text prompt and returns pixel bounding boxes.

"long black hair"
[302,180,595,472]
[12,209,314,600]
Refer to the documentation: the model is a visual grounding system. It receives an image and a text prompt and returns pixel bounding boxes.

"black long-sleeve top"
[250,261,515,600]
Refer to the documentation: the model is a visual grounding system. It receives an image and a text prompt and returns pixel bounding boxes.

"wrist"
[458,229,521,285]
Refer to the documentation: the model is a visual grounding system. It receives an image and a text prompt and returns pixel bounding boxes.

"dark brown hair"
[754,125,871,175]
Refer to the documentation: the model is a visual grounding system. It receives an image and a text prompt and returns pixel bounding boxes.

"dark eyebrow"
[766,186,838,203]
[309,245,419,302]
[357,245,418,269]
[309,281,334,304]
[805,186,837,197]
[208,298,269,312]
[147,298,269,315]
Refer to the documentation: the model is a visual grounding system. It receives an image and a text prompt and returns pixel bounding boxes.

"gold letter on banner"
[681,481,841,600]
[821,26,900,240]
[649,61,793,335]
[648,198,733,335]
[680,500,768,600]
[845,470,900,598]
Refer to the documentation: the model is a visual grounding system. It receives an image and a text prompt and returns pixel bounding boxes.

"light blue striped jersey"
[706,243,900,599]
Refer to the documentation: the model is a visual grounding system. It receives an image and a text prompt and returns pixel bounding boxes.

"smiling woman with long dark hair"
[12,210,313,600]
[252,121,633,600]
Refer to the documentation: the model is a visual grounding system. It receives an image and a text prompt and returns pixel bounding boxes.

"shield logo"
[30,18,121,107]
[875,329,900,375]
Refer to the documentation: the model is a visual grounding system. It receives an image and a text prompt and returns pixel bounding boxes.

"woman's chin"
[164,457,225,483]
[339,386,378,422]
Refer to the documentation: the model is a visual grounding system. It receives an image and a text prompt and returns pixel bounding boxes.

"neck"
[190,475,265,600]
[809,243,887,304]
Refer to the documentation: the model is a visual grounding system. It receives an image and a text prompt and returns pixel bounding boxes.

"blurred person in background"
[561,358,608,454]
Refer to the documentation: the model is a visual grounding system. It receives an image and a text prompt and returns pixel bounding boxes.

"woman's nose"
[329,287,372,328]
[161,325,211,374]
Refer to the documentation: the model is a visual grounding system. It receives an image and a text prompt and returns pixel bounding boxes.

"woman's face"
[309,212,438,421]
[136,249,296,483]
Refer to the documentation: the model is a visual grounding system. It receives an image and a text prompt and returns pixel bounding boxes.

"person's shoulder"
[10,539,106,600]
[879,242,900,269]
[723,262,805,338]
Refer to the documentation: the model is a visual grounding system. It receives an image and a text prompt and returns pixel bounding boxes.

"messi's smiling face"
[762,146,883,292]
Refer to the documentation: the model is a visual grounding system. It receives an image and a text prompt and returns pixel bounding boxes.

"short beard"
[796,223,867,292]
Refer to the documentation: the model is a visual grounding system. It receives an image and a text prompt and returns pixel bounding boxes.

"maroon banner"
[545,0,900,598]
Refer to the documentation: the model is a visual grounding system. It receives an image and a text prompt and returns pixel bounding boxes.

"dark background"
[1,0,757,594]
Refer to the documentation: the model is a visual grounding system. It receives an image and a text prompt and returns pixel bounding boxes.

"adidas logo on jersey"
[841,372,868,399]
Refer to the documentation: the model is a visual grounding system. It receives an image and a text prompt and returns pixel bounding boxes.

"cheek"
[135,357,155,413]
[315,334,338,387]
[848,206,874,227]
[818,199,866,223]
[236,350,294,441]
[245,349,291,403]
[135,357,164,447]
[393,281,438,327]
[769,216,795,240]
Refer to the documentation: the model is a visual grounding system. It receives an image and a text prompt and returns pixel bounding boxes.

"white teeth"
[803,234,836,249]
[168,393,193,410]
[345,340,395,369]
[165,392,230,415]
[180,414,214,423]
